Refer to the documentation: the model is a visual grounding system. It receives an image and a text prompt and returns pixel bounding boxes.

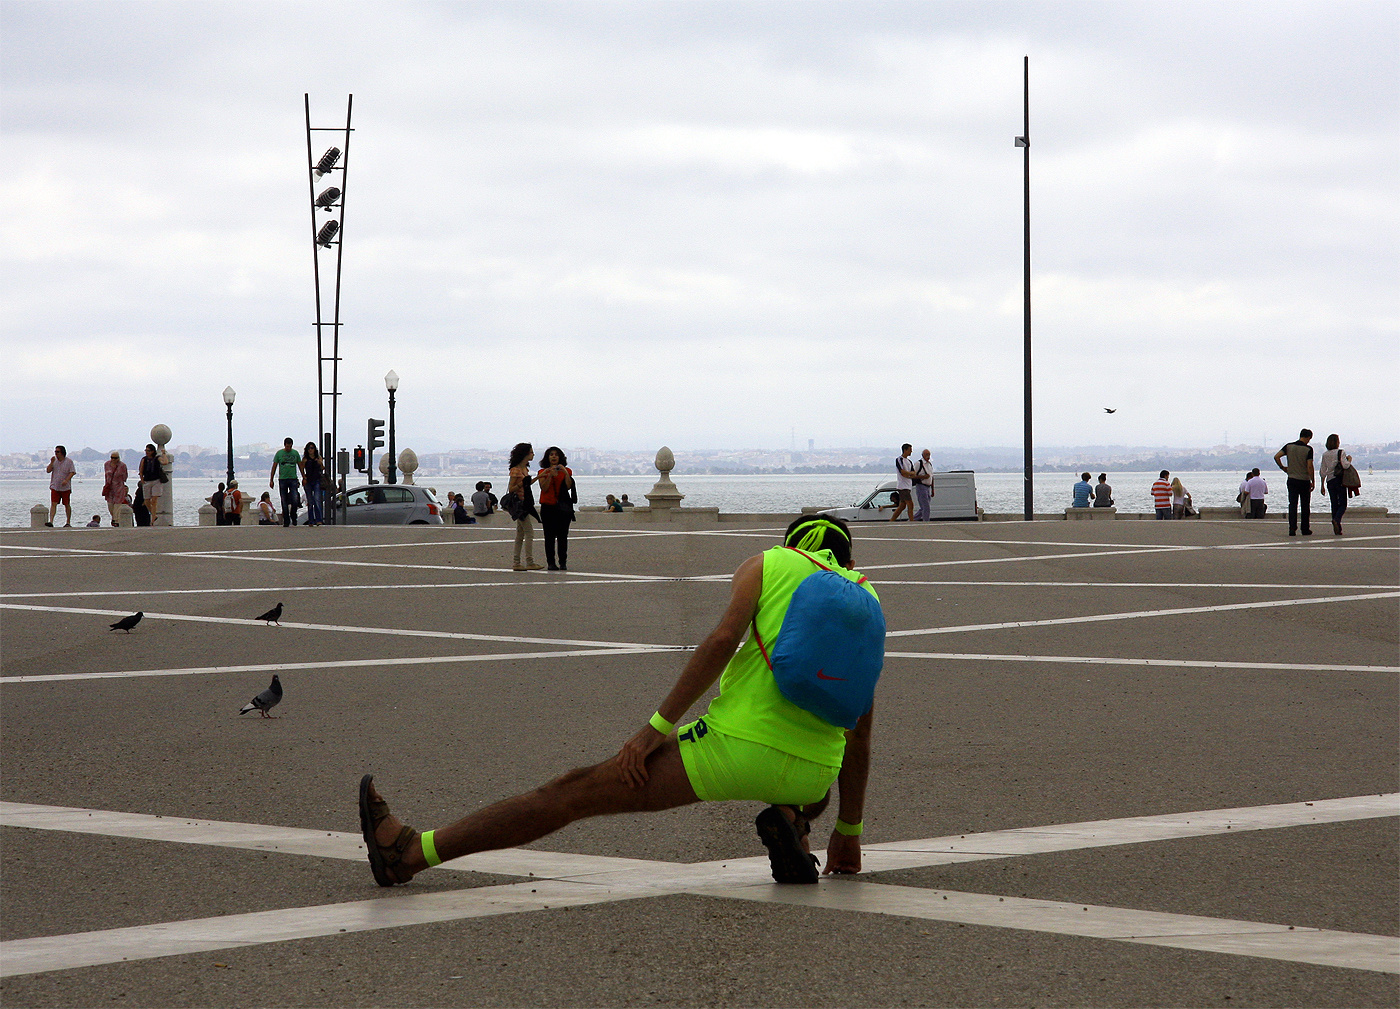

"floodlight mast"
[304,93,353,522]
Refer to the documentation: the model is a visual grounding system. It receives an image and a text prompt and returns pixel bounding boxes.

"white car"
[335,484,444,525]
[819,472,978,522]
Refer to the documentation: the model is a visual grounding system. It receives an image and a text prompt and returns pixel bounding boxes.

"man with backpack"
[359,515,884,886]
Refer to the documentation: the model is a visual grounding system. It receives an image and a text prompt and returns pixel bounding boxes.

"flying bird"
[109,611,143,633]
[254,603,284,625]
[239,675,283,718]
[1103,408,1117,414]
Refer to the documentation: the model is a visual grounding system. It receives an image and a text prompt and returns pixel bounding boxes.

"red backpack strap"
[781,546,833,572]
[751,617,773,670]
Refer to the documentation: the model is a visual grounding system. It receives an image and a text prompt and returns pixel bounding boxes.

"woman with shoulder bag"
[1319,433,1354,535]
[506,443,543,571]
[536,446,577,571]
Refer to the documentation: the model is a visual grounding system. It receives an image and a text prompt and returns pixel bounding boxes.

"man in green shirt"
[268,438,304,527]
[359,516,881,886]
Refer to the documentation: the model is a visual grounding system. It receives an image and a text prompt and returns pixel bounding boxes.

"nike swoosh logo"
[815,670,847,681]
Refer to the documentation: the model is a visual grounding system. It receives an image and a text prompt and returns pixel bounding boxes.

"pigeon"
[109,611,143,633]
[239,675,282,718]
[254,603,284,625]
[1103,407,1117,414]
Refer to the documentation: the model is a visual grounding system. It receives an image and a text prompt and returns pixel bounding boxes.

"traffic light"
[353,446,366,472]
[367,419,385,452]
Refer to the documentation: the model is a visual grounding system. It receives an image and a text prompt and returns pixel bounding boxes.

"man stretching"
[361,516,881,886]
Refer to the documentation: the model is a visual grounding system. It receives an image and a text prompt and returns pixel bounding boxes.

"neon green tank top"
[703,546,881,767]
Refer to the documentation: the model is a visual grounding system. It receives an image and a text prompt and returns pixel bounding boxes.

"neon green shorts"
[676,718,841,805]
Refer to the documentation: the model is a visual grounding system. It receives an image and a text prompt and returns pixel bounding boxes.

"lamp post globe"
[222,386,237,488]
[384,371,399,484]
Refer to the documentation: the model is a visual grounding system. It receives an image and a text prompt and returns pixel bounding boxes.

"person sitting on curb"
[359,515,883,887]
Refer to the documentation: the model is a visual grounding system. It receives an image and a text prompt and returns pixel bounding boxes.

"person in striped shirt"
[1151,470,1172,519]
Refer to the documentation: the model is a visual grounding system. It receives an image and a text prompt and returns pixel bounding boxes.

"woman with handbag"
[505,443,544,571]
[536,446,577,571]
[1319,433,1355,535]
[302,442,326,527]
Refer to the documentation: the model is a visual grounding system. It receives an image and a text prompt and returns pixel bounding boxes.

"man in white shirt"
[46,445,77,527]
[891,444,916,522]
[1244,468,1269,519]
[912,449,934,521]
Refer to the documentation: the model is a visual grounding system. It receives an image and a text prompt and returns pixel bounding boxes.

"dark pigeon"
[254,603,284,625]
[109,612,143,633]
[239,675,282,718]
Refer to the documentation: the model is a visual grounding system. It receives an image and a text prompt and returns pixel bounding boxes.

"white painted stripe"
[0,579,659,599]
[0,881,641,978]
[0,647,678,684]
[0,603,672,650]
[862,546,1195,571]
[886,591,1399,637]
[871,581,1398,590]
[883,651,1400,674]
[708,881,1399,974]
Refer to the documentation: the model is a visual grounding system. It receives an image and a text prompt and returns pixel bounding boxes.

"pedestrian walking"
[1318,434,1354,535]
[101,450,129,527]
[1151,471,1172,519]
[537,446,577,571]
[45,445,77,528]
[137,444,166,525]
[269,438,304,527]
[1273,429,1315,536]
[913,449,934,521]
[506,443,543,571]
[302,442,325,527]
[891,444,916,521]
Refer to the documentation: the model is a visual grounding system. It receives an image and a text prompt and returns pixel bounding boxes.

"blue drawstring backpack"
[753,549,886,729]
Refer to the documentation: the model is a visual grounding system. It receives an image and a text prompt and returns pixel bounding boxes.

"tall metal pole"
[1021,56,1033,522]
[386,388,397,484]
[225,403,235,488]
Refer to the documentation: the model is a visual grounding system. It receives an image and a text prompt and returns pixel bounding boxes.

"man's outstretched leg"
[360,736,699,886]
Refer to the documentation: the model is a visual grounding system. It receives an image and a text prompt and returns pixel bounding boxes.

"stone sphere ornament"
[150,424,172,448]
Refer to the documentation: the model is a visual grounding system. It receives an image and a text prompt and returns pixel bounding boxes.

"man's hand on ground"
[822,832,861,875]
[615,725,664,789]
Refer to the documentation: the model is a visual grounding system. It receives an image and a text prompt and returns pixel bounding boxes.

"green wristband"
[648,711,675,735]
[834,818,863,836]
[420,828,442,867]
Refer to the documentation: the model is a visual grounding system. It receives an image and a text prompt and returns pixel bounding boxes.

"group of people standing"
[1248,429,1358,536]
[84,444,166,527]
[891,444,937,521]
[504,442,578,571]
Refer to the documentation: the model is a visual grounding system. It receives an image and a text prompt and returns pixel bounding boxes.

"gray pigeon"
[254,602,284,625]
[239,675,282,718]
[109,611,143,633]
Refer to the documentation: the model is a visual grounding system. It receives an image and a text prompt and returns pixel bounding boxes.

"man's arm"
[269,458,278,487]
[1307,452,1315,488]
[1273,447,1287,471]
[615,554,763,788]
[823,706,873,874]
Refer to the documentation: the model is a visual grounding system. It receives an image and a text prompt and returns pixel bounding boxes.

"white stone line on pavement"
[2,793,1395,978]
[883,651,1400,674]
[0,579,660,600]
[861,546,1199,571]
[704,881,1398,975]
[885,591,1400,638]
[166,550,679,583]
[0,646,679,684]
[0,603,673,650]
[870,580,1399,590]
[0,880,645,979]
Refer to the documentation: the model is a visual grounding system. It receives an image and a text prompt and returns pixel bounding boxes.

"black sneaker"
[755,806,818,884]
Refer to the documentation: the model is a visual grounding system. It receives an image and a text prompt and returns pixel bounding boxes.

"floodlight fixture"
[314,147,342,177]
[315,219,340,248]
[315,186,341,210]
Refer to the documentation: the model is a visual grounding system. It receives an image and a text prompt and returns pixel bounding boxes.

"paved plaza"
[1,516,1397,1008]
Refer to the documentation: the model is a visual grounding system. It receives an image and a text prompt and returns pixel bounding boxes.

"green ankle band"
[648,711,675,735]
[834,818,863,836]
[420,829,442,867]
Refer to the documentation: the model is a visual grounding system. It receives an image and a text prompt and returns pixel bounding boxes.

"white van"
[819,471,978,522]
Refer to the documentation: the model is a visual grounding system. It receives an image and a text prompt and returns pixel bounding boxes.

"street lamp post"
[222,386,237,488]
[385,370,399,484]
[1015,56,1033,522]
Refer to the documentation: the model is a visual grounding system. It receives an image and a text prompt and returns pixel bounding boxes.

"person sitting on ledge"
[359,515,884,887]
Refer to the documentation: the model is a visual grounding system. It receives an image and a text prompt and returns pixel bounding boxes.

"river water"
[3,470,1394,528]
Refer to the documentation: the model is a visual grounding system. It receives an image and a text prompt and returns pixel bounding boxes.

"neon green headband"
[786,519,850,553]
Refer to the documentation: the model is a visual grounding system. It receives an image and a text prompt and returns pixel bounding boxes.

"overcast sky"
[3,1,1396,457]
